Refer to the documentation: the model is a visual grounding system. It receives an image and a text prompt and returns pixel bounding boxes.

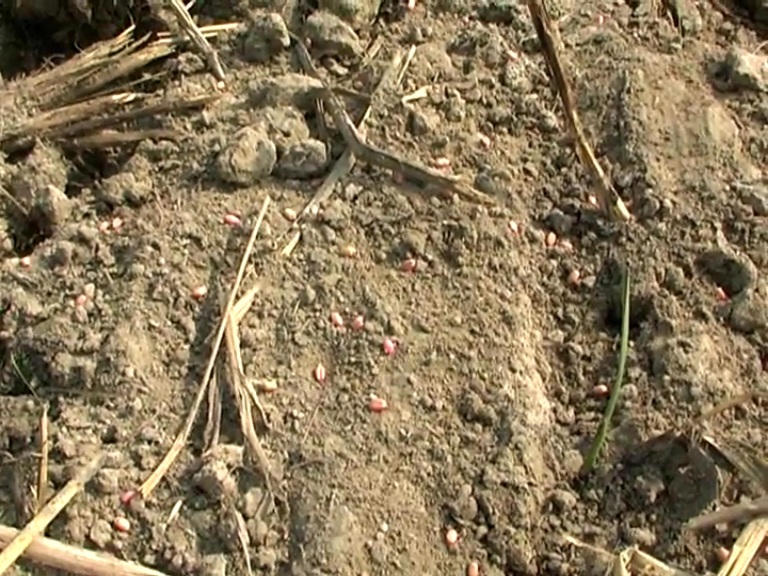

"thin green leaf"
[582,267,631,473]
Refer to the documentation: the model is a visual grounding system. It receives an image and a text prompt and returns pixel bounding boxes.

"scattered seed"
[369,397,388,413]
[406,0,416,9]
[283,207,297,221]
[223,213,242,227]
[383,337,397,356]
[98,221,111,234]
[191,285,208,301]
[477,134,491,148]
[508,220,519,235]
[258,379,278,393]
[111,217,124,231]
[445,528,459,547]
[120,490,137,506]
[432,157,451,169]
[401,258,417,272]
[567,269,581,286]
[113,516,131,533]
[352,315,365,331]
[587,195,598,206]
[330,311,344,328]
[339,244,357,258]
[716,547,729,563]
[558,239,574,251]
[545,231,557,247]
[74,294,88,307]
[314,363,326,384]
[593,384,609,397]
[18,256,31,268]
[467,561,480,576]
[715,286,729,302]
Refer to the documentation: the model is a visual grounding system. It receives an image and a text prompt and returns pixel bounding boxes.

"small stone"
[240,487,265,519]
[193,460,238,501]
[545,209,574,235]
[318,0,381,28]
[199,554,227,576]
[275,139,328,179]
[248,73,324,111]
[242,12,290,63]
[728,289,768,334]
[37,185,72,229]
[93,468,121,495]
[252,106,310,153]
[722,47,768,92]
[89,519,113,549]
[550,489,577,511]
[215,127,276,187]
[255,548,278,570]
[304,10,362,59]
[737,183,768,216]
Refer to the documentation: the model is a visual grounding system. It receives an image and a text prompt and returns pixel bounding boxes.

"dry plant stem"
[36,403,49,513]
[167,0,226,83]
[687,496,768,531]
[223,308,274,492]
[0,525,170,576]
[525,0,629,221]
[139,196,272,499]
[278,48,407,254]
[203,370,222,452]
[290,34,494,206]
[0,453,106,573]
[718,518,768,576]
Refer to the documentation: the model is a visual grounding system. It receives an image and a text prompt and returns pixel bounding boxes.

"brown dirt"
[1,0,768,575]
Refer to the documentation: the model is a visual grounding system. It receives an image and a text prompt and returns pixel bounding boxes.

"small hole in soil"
[6,209,53,256]
[695,250,752,297]
[604,293,653,332]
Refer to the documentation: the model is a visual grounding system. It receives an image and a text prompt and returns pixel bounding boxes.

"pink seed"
[508,220,519,235]
[432,157,451,168]
[352,315,365,331]
[477,134,491,148]
[383,338,397,356]
[715,286,729,302]
[592,384,609,397]
[98,221,111,234]
[191,285,208,300]
[258,379,278,393]
[113,517,131,533]
[19,256,31,268]
[445,528,460,547]
[401,258,417,273]
[567,269,580,285]
[369,397,388,413]
[223,213,242,227]
[330,311,344,328]
[545,232,557,247]
[314,363,326,384]
[406,0,416,9]
[467,562,480,576]
[120,490,137,506]
[111,217,123,231]
[74,294,88,307]
[587,195,598,207]
[339,244,357,258]
[283,207,298,221]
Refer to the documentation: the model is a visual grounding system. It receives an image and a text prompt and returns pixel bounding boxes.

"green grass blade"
[581,267,631,473]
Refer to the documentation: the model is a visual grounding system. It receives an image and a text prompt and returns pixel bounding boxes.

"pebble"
[242,12,291,63]
[215,127,276,186]
[275,139,329,179]
[303,10,363,59]
[93,468,121,495]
